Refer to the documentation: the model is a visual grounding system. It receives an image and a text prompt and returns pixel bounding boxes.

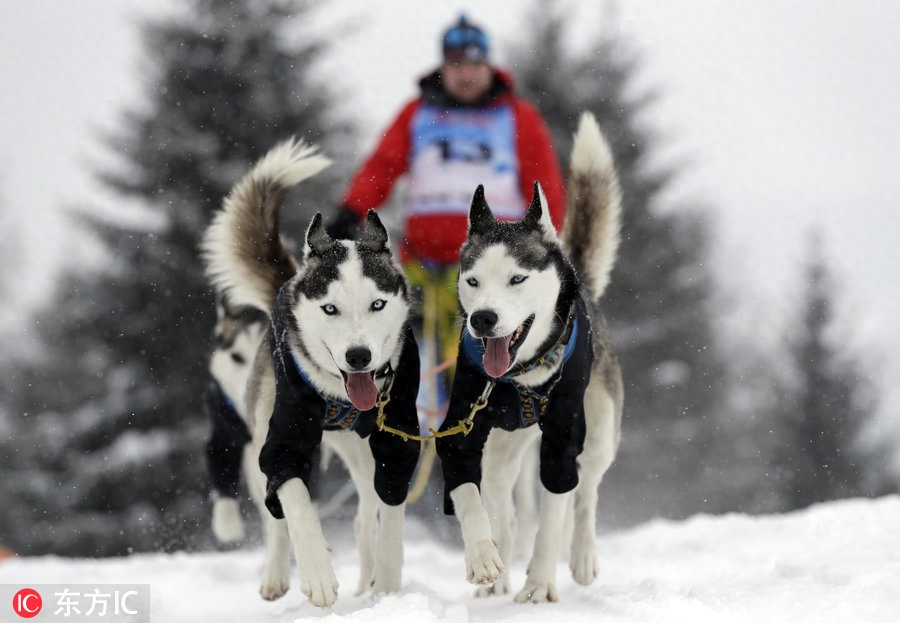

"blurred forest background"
[0,0,895,557]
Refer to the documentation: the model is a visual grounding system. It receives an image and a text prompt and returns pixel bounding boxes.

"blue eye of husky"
[465,277,478,287]
[510,275,527,285]
[321,304,338,315]
[371,299,386,312]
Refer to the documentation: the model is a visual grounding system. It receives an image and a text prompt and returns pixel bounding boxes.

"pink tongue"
[483,336,512,378]
[346,372,378,411]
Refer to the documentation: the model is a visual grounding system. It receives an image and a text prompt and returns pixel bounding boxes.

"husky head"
[209,298,268,413]
[286,210,409,410]
[459,183,578,378]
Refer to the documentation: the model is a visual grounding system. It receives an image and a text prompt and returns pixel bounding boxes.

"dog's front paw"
[465,539,504,585]
[259,574,289,601]
[570,547,598,585]
[301,568,339,608]
[211,497,245,543]
[371,574,401,596]
[474,575,510,598]
[258,539,290,601]
[369,543,403,596]
[371,554,402,597]
[514,580,559,604]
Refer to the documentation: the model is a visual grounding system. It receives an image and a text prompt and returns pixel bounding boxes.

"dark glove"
[326,207,362,240]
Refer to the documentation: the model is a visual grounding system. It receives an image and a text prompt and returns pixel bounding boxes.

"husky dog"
[205,298,268,543]
[436,112,623,603]
[202,139,421,608]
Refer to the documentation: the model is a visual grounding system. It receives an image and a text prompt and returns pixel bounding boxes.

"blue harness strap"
[219,386,239,413]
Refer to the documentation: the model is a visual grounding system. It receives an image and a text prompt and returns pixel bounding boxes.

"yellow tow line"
[374,359,496,504]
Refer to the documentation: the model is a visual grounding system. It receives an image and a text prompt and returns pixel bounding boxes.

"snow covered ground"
[1,495,897,622]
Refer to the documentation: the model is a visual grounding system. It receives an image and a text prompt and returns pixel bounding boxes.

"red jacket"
[341,68,566,265]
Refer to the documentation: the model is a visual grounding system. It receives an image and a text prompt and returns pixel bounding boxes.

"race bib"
[406,105,525,219]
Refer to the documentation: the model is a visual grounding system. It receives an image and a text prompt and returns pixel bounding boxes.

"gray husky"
[204,298,267,544]
[436,112,624,603]
[202,139,421,607]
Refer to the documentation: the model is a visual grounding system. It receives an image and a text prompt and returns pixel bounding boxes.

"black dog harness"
[436,295,593,515]
[204,380,251,499]
[290,353,395,433]
[459,309,579,428]
[258,296,421,519]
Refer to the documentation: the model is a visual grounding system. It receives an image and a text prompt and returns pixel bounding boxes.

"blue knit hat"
[442,14,490,63]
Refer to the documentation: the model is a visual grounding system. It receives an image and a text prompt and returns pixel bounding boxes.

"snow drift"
[1,496,897,622]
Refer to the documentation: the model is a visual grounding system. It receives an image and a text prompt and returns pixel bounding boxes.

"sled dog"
[436,112,624,603]
[202,139,421,608]
[204,297,267,544]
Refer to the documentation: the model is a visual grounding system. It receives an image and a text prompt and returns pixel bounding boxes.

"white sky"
[1,1,898,423]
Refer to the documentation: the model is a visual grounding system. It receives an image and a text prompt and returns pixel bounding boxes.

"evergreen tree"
[4,0,353,555]
[775,233,885,509]
[509,2,726,522]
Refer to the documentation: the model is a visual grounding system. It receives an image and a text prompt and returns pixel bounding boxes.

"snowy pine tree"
[774,234,886,509]
[509,2,727,522]
[3,0,353,555]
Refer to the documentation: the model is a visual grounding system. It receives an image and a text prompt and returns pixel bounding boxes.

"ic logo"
[12,588,42,618]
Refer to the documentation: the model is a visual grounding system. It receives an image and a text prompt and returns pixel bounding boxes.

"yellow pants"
[403,262,459,429]
[402,262,461,504]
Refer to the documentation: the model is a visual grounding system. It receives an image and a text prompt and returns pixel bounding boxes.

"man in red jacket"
[331,14,565,429]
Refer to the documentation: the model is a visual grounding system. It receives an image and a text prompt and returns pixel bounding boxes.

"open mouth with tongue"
[341,370,379,411]
[481,315,535,378]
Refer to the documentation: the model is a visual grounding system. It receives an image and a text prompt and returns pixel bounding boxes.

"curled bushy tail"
[561,112,622,300]
[201,138,331,312]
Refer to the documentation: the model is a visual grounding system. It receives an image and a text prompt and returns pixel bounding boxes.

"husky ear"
[467,185,496,235]
[305,212,334,256]
[524,182,556,237]
[358,209,389,253]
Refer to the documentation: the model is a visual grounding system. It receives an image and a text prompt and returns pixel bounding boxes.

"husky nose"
[470,310,498,335]
[345,347,372,370]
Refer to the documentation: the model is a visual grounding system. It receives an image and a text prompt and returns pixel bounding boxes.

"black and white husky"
[202,139,421,608]
[204,298,267,544]
[436,112,624,603]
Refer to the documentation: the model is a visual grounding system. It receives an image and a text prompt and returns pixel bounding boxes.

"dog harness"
[436,295,593,515]
[204,380,251,500]
[459,308,579,428]
[290,354,395,433]
[258,295,421,519]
